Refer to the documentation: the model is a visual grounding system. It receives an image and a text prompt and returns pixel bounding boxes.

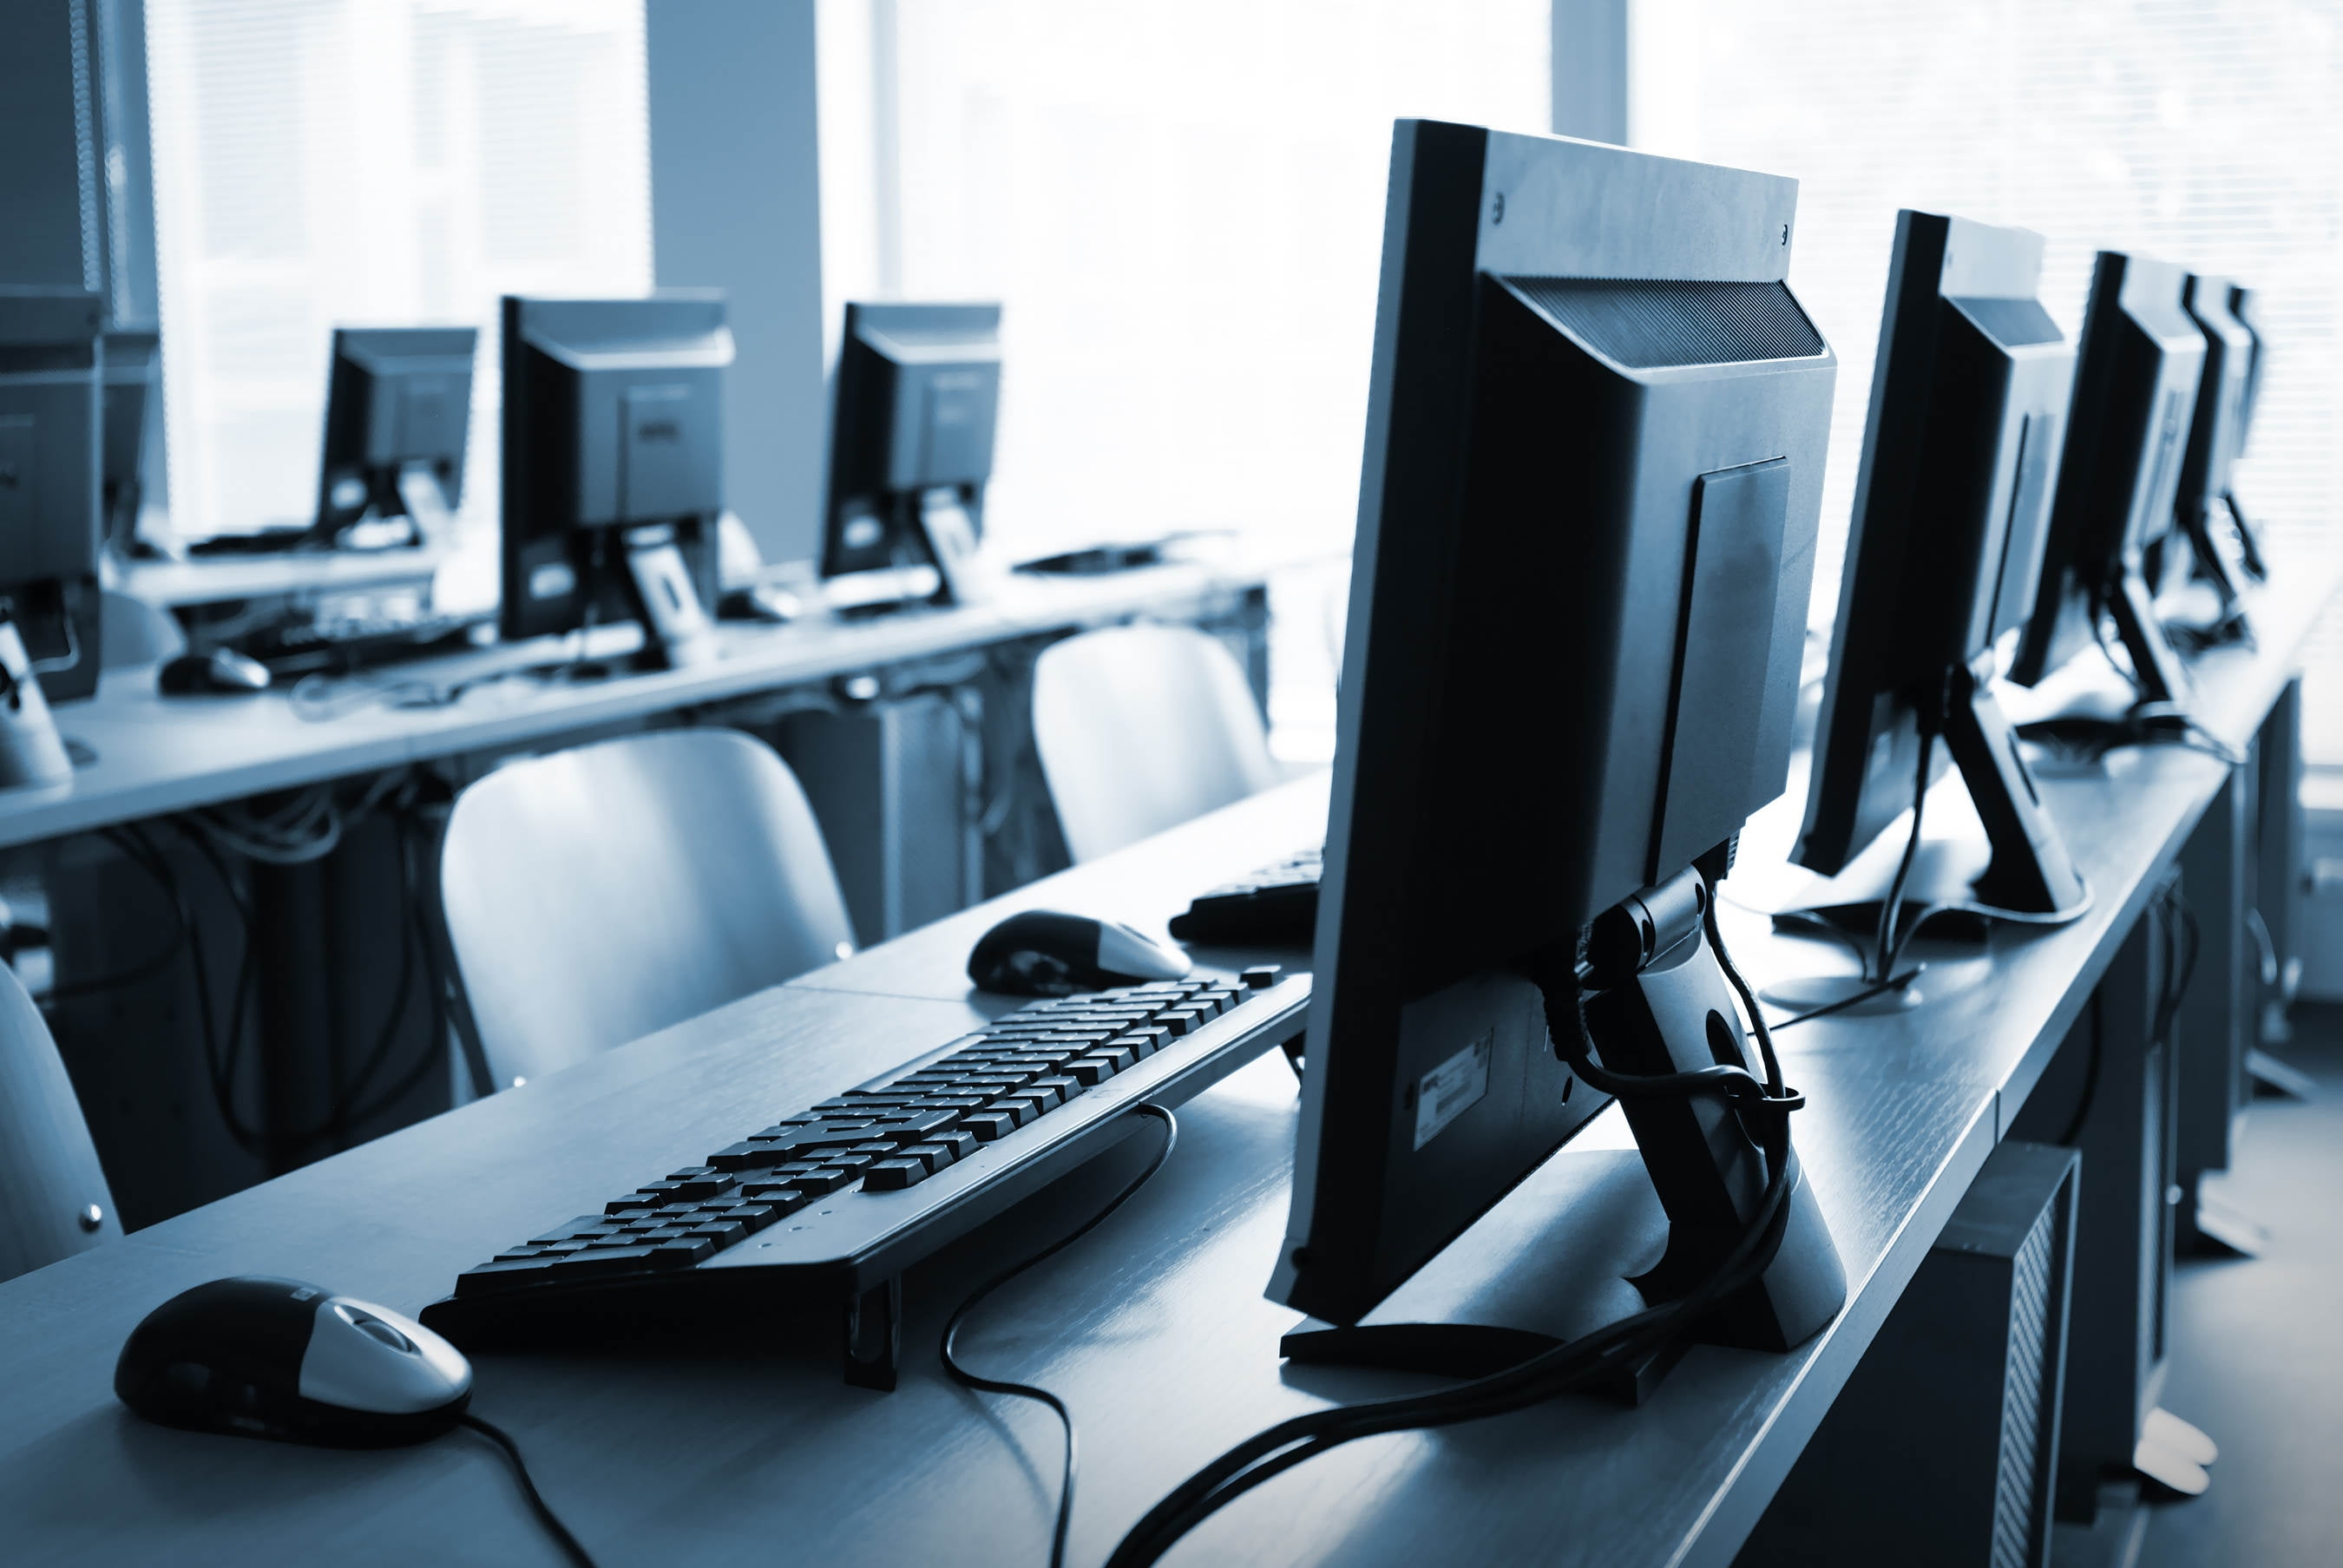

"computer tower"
[2176,774,2252,1255]
[2006,873,2181,1521]
[2253,680,2305,1045]
[778,695,980,945]
[1737,1140,2078,1568]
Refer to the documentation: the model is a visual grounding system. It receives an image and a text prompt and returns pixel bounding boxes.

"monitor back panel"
[1276,124,1835,1324]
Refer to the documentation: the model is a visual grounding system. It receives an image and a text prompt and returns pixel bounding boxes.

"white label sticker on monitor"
[528,561,577,601]
[1413,1033,1492,1151]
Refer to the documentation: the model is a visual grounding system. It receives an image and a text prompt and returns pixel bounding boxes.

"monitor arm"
[1280,869,1846,1403]
[1570,871,1845,1355]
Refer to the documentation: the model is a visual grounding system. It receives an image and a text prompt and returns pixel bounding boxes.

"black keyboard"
[228,612,492,677]
[1169,847,1323,946]
[418,972,1309,1386]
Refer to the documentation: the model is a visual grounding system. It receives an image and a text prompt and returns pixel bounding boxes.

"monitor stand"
[392,463,457,551]
[1282,871,1847,1405]
[2222,490,2268,582]
[621,522,721,670]
[2107,561,2192,708]
[1768,661,2089,1009]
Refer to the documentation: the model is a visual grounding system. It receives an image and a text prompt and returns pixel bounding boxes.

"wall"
[646,0,829,568]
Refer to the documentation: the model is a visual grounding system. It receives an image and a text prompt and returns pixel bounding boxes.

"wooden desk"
[0,562,2328,1567]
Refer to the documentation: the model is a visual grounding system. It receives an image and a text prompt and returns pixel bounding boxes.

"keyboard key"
[862,1158,931,1191]
[456,1259,557,1294]
[929,1130,979,1162]
[1126,1027,1171,1058]
[1066,1059,1114,1086]
[879,1111,963,1142]
[1031,1076,1084,1104]
[548,1241,712,1279]
[963,1112,1019,1143]
[902,1143,959,1174]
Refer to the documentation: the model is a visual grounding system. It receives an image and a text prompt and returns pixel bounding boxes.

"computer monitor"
[822,302,1001,609]
[99,327,159,560]
[2008,253,2202,705]
[2168,275,2255,619]
[2222,281,2270,581]
[315,326,476,550]
[1270,125,1844,1361]
[500,295,729,668]
[0,288,104,703]
[1793,211,2085,958]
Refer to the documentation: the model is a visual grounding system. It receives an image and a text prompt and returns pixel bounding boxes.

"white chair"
[1031,623,1283,862]
[98,590,186,668]
[437,728,856,1088]
[0,961,121,1283]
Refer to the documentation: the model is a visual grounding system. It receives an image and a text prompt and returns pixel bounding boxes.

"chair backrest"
[438,728,856,1087]
[1032,623,1282,863]
[98,590,186,668]
[0,961,121,1283]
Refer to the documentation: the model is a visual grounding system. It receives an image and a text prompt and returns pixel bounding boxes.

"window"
[145,0,653,544]
[820,0,1550,757]
[1631,0,2343,758]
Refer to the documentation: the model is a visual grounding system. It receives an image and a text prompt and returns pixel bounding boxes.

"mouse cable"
[457,1412,600,1568]
[1106,911,1804,1568]
[942,1103,1179,1568]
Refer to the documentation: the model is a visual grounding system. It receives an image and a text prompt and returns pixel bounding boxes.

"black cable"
[102,825,261,1152]
[37,845,190,1001]
[1771,968,1922,1029]
[943,1104,1179,1568]
[1106,902,1806,1567]
[1106,1151,1796,1568]
[2057,989,2105,1148]
[1871,727,1935,984]
[457,1414,599,1568]
[334,811,456,1130]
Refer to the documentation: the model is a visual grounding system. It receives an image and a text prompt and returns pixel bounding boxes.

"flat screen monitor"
[2229,283,2266,453]
[2008,252,2202,705]
[1795,211,2084,929]
[99,326,159,559]
[823,302,1001,607]
[2176,275,2257,602]
[2222,283,2271,581]
[315,326,476,549]
[0,287,104,702]
[500,295,730,668]
[1272,125,1843,1355]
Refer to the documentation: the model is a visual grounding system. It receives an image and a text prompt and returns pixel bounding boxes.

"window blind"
[1632,0,2343,759]
[145,0,653,544]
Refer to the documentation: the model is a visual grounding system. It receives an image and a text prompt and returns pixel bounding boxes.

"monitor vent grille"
[1953,296,2064,349]
[1992,1208,2059,1568]
[1505,278,1824,369]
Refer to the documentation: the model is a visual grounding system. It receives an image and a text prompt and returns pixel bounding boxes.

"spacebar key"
[548,1241,713,1278]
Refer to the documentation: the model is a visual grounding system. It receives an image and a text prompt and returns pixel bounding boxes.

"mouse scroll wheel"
[334,1302,416,1354]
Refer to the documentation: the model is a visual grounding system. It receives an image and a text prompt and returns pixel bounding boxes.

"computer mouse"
[158,648,272,695]
[116,1276,471,1447]
[718,583,803,623]
[968,909,1192,995]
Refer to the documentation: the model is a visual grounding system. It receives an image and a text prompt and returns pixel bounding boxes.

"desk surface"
[2,557,1270,853]
[0,560,2330,1568]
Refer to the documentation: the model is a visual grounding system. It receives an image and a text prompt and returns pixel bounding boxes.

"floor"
[2136,1001,2343,1568]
